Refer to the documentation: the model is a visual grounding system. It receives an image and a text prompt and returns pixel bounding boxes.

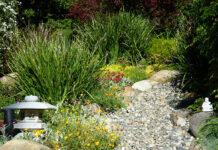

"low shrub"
[18,105,121,149]
[75,11,155,65]
[10,26,102,104]
[83,70,132,111]
[146,38,177,64]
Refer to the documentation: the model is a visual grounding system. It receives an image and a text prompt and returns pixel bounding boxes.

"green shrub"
[176,0,218,111]
[11,26,102,104]
[0,0,19,76]
[146,38,177,64]
[76,11,155,65]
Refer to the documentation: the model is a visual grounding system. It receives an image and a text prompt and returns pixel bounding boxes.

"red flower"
[112,72,116,75]
[118,72,120,74]
[97,78,101,81]
[121,74,124,77]
[107,75,111,78]
[103,78,107,81]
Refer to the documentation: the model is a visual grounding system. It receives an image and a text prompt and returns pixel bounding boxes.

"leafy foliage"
[0,0,18,76]
[176,0,218,111]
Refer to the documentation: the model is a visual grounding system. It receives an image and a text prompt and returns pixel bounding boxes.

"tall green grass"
[76,11,155,65]
[11,27,102,104]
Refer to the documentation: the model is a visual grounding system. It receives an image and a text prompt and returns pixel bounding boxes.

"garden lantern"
[3,95,56,131]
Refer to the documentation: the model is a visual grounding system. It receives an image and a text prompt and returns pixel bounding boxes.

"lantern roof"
[3,95,57,110]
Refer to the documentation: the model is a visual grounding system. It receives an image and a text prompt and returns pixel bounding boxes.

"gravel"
[104,82,194,150]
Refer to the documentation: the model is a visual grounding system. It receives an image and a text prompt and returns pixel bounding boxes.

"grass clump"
[76,11,154,65]
[10,26,102,104]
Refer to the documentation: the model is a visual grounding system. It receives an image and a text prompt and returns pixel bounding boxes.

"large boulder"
[149,70,179,84]
[0,73,17,85]
[0,140,51,150]
[189,112,215,137]
[132,80,158,92]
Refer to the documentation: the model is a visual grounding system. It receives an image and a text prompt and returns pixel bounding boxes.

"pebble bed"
[105,82,194,150]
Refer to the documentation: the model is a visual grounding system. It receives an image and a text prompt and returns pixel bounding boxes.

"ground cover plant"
[16,104,121,150]
[83,70,132,111]
[10,26,102,105]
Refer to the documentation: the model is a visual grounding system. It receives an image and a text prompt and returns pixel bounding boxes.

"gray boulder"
[0,140,51,150]
[189,112,214,137]
[0,73,17,85]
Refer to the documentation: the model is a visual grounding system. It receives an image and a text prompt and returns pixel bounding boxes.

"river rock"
[81,103,101,116]
[0,140,51,150]
[150,70,179,84]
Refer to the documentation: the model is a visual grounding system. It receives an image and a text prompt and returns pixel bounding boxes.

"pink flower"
[97,78,101,81]
[103,78,107,81]
[112,72,116,75]
[113,78,117,81]
[108,72,111,74]
[121,74,124,77]
[116,76,119,78]
[107,75,111,78]
[118,72,120,74]
[105,72,107,74]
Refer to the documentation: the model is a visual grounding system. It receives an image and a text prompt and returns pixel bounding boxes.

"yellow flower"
[91,121,95,125]
[92,138,95,142]
[40,130,44,133]
[52,140,56,144]
[119,132,122,135]
[75,112,78,115]
[77,117,80,121]
[116,125,119,129]
[62,119,65,122]
[61,144,63,147]
[76,131,80,136]
[56,145,59,148]
[70,113,73,117]
[82,124,84,129]
[80,93,83,97]
[76,122,79,125]
[56,131,60,134]
[87,143,90,147]
[69,132,73,137]
[127,102,130,106]
[114,104,117,108]
[36,131,40,137]
[105,84,108,86]
[115,96,117,99]
[66,121,69,125]
[86,66,88,69]
[64,136,68,140]
[104,89,106,92]
[98,110,102,113]
[95,141,100,146]
[83,131,87,135]
[114,136,117,140]
[111,139,114,142]
[33,130,37,134]
[86,100,91,105]
[78,136,81,140]
[99,130,102,133]
[88,137,90,140]
[61,109,64,112]
[24,128,28,132]
[72,108,75,112]
[110,133,114,137]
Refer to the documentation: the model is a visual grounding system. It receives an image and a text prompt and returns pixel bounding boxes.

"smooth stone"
[0,140,51,150]
[132,80,152,91]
